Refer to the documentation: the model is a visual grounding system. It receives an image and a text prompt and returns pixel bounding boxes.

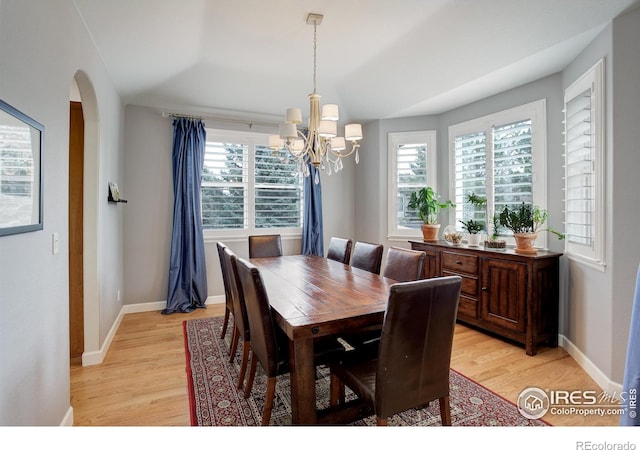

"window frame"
[448,99,548,248]
[202,128,303,241]
[387,130,438,240]
[563,59,605,270]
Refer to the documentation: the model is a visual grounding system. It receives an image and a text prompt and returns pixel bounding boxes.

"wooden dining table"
[249,254,397,425]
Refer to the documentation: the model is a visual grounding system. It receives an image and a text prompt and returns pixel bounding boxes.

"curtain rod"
[161,111,278,129]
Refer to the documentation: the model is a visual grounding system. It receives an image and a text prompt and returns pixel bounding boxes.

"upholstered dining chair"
[329,276,462,426]
[382,246,426,282]
[216,242,234,340]
[327,237,353,264]
[222,247,252,390]
[235,257,347,425]
[350,241,384,275]
[248,234,283,258]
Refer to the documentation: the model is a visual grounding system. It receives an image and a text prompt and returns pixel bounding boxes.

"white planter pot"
[466,233,482,247]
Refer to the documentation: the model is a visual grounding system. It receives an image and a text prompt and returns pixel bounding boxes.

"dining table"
[249,254,397,425]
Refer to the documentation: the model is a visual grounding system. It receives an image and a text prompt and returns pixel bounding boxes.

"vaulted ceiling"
[74,0,639,123]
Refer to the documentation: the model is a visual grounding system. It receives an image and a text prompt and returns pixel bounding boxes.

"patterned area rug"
[183,316,549,426]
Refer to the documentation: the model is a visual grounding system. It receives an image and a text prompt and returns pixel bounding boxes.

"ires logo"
[517,387,627,420]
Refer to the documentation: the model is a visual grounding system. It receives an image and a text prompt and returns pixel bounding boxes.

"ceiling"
[74,0,639,124]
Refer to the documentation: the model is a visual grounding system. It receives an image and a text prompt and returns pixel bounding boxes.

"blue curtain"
[621,263,640,425]
[162,118,208,314]
[301,163,324,255]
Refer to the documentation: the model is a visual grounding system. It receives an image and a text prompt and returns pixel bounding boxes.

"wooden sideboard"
[410,240,562,356]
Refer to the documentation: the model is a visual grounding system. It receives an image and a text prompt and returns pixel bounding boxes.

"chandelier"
[268,13,363,184]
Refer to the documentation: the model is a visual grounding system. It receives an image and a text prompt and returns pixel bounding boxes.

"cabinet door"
[480,258,527,333]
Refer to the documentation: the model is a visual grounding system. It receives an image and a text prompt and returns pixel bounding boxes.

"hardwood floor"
[70,304,619,427]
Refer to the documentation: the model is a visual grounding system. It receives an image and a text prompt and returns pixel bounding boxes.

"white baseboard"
[81,295,224,367]
[559,333,623,393]
[60,406,73,426]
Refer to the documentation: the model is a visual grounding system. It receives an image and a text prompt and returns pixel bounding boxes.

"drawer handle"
[481,287,488,291]
[455,260,462,265]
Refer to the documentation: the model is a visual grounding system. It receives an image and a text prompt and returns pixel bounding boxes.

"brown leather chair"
[216,242,234,340]
[382,246,426,282]
[248,234,282,258]
[350,241,384,274]
[235,257,346,425]
[222,247,251,390]
[327,237,352,264]
[329,276,462,425]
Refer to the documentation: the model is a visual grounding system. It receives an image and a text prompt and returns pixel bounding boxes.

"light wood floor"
[70,304,619,427]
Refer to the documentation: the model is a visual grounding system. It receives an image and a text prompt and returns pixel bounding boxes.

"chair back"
[327,237,353,264]
[235,257,285,377]
[375,276,462,419]
[248,234,282,258]
[223,247,250,341]
[382,246,426,282]
[351,241,384,274]
[217,242,232,305]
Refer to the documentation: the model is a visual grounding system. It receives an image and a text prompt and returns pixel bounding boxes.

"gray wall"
[0,0,125,425]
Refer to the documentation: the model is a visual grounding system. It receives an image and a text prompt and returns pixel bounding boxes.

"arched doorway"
[69,71,100,366]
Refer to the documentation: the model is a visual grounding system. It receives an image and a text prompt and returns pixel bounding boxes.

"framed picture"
[0,99,44,237]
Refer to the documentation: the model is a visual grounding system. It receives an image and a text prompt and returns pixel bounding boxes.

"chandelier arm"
[327,142,360,159]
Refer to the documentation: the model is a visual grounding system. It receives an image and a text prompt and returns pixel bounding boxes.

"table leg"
[289,337,317,424]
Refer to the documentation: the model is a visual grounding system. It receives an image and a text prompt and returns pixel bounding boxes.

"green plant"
[408,186,455,224]
[490,214,502,240]
[498,203,564,239]
[466,192,487,207]
[459,219,484,234]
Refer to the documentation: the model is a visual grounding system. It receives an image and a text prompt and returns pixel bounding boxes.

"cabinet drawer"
[443,270,477,297]
[457,295,478,320]
[442,252,478,275]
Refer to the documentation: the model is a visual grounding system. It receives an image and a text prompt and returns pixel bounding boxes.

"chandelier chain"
[312,21,317,94]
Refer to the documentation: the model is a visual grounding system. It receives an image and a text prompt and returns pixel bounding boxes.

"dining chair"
[350,241,384,274]
[216,242,234,340]
[222,246,252,390]
[235,257,347,425]
[248,234,283,258]
[329,276,462,425]
[382,246,426,282]
[327,237,353,264]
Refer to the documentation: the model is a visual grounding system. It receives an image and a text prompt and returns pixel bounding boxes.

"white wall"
[0,0,124,425]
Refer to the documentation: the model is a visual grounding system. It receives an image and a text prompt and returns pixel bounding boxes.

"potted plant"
[485,213,506,249]
[498,203,564,254]
[459,218,484,247]
[408,186,455,241]
[460,192,486,247]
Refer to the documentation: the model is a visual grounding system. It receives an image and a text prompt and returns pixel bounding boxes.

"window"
[448,100,547,247]
[387,131,437,239]
[563,59,605,269]
[201,129,302,237]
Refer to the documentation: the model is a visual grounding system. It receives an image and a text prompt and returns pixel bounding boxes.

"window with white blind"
[387,131,437,239]
[449,100,547,246]
[201,129,302,236]
[563,59,605,269]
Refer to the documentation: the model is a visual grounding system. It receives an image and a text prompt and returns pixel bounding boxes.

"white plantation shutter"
[563,59,605,269]
[454,132,486,228]
[492,119,533,212]
[388,131,437,238]
[254,145,302,229]
[201,141,247,230]
[449,100,546,243]
[201,130,303,234]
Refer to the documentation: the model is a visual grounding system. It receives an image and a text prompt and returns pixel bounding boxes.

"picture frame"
[0,99,44,237]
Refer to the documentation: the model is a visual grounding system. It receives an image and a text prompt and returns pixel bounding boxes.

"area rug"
[183,316,549,426]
